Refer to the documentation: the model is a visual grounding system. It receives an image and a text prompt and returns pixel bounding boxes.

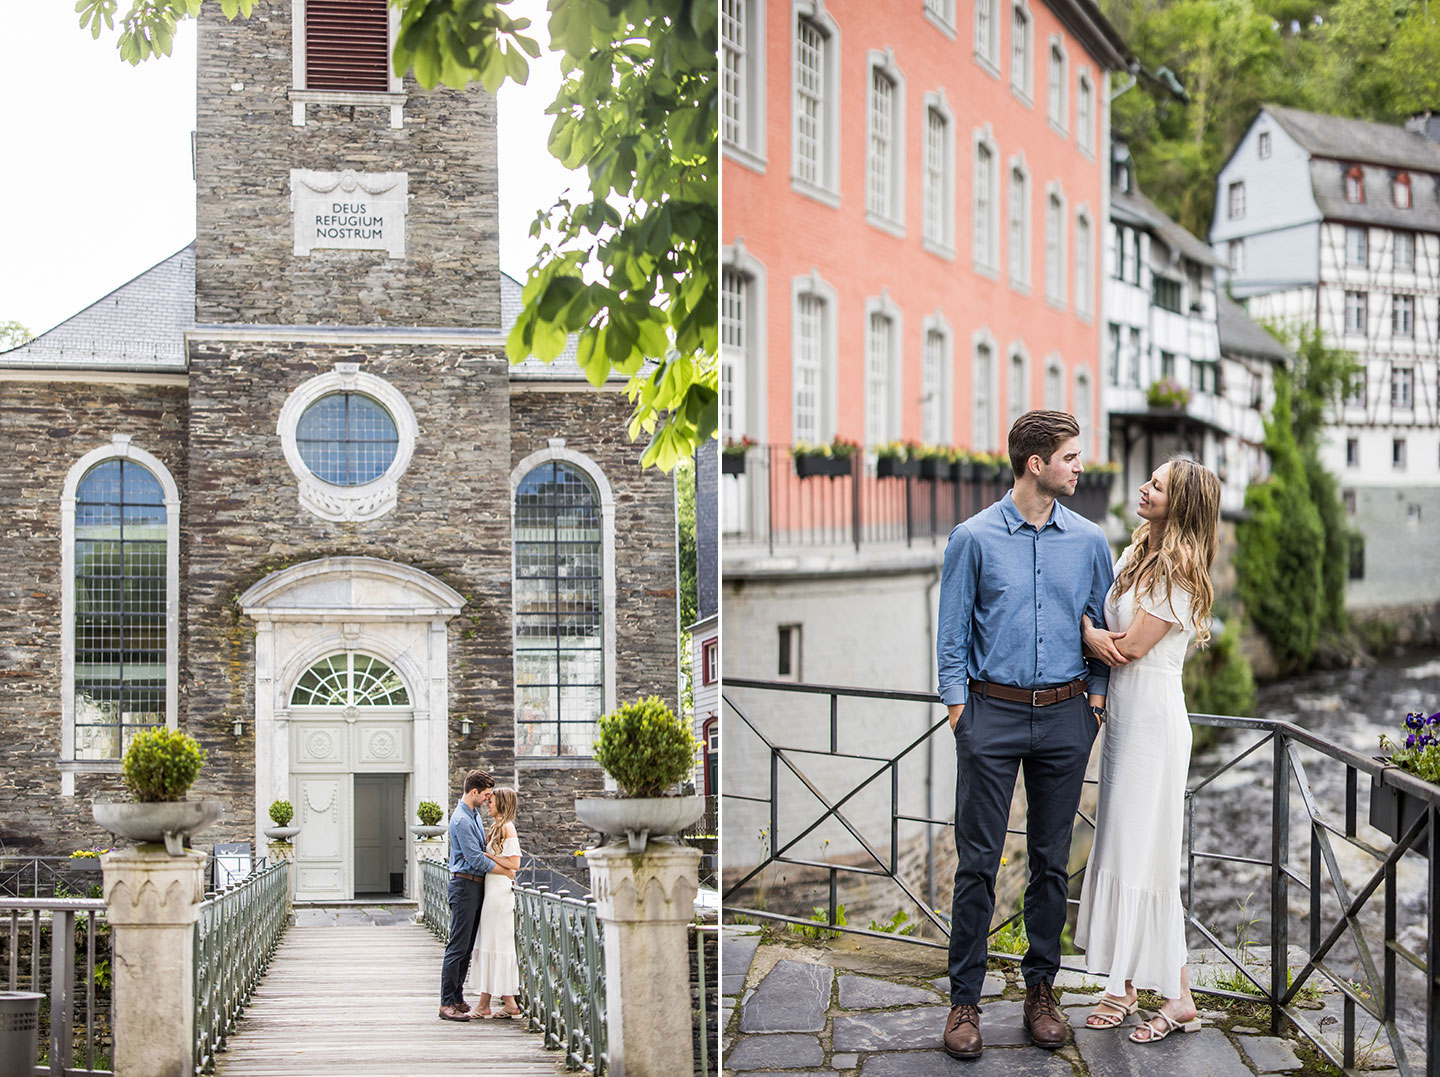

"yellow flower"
[1000,857,1008,867]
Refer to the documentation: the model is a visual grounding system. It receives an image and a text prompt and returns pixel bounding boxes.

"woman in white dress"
[1073,457,1221,1044]
[467,787,523,1018]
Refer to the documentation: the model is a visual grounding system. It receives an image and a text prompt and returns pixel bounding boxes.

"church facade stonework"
[0,2,677,894]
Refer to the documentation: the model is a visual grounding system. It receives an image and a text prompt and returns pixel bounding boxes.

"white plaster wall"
[1210,113,1320,246]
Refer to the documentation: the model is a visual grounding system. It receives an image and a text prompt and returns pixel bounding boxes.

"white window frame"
[1395,230,1416,272]
[792,2,842,206]
[290,0,405,128]
[1010,0,1033,104]
[277,363,419,523]
[1044,182,1067,308]
[923,0,957,38]
[792,269,840,444]
[863,292,904,448]
[1047,35,1067,135]
[510,443,617,762]
[972,126,1001,277]
[60,436,180,795]
[1074,368,1093,457]
[974,0,1000,75]
[723,240,770,445]
[1258,131,1271,159]
[1228,180,1245,220]
[722,0,769,172]
[1344,290,1368,335]
[1392,365,1415,408]
[1229,238,1245,278]
[922,90,956,257]
[1008,155,1031,292]
[1393,294,1416,338]
[972,328,999,451]
[1076,69,1094,156]
[1074,207,1093,319]
[866,49,907,234]
[1346,226,1368,268]
[1007,342,1030,429]
[921,311,955,445]
[1043,355,1065,411]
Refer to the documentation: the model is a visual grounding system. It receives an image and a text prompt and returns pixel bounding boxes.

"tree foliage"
[0,321,32,351]
[1182,618,1256,718]
[75,0,717,471]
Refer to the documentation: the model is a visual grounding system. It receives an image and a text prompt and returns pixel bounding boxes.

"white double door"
[291,716,413,901]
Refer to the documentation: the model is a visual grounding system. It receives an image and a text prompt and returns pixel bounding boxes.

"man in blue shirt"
[936,411,1115,1059]
[439,768,516,1020]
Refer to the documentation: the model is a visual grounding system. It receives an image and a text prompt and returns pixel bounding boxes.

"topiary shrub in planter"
[577,696,703,851]
[411,799,446,839]
[265,799,299,844]
[93,728,224,856]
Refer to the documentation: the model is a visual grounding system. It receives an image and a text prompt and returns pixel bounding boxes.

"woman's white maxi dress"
[1074,545,1194,1000]
[469,833,522,997]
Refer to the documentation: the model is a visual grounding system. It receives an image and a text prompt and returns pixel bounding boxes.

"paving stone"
[740,960,834,1033]
[930,972,1006,998]
[293,908,333,926]
[1231,1025,1260,1035]
[831,1053,859,1069]
[1238,1035,1303,1072]
[838,974,941,1009]
[724,1033,824,1070]
[723,934,763,995]
[858,1048,1073,1076]
[1074,1025,1252,1077]
[1053,968,1106,991]
[832,1001,1031,1052]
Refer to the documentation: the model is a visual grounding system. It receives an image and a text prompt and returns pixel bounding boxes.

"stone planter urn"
[92,799,226,857]
[409,825,447,840]
[263,826,300,843]
[575,795,705,854]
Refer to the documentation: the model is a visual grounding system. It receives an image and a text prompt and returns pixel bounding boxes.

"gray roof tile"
[1112,188,1223,267]
[1218,293,1291,364]
[1267,105,1440,173]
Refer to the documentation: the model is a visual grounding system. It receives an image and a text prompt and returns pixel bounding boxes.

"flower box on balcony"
[795,454,853,479]
[917,457,953,481]
[722,453,746,475]
[877,456,920,479]
[1369,764,1434,856]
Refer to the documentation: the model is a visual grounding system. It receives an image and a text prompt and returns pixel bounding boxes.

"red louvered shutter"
[306,0,390,92]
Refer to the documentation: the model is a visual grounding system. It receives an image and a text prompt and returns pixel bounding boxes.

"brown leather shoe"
[1023,982,1067,1049]
[943,1003,982,1059]
[439,1004,472,1021]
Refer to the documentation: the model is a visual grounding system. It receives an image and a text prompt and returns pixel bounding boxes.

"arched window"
[62,437,179,790]
[513,460,607,757]
[1394,171,1412,209]
[1345,165,1364,204]
[290,653,410,706]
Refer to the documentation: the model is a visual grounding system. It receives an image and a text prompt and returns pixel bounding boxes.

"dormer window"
[1345,165,1365,204]
[1394,172,1412,209]
[291,0,404,128]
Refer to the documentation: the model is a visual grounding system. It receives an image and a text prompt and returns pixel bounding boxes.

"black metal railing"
[721,445,1113,553]
[723,677,1440,1076]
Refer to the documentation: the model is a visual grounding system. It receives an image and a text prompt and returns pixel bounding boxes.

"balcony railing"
[724,676,1440,1075]
[722,445,1112,553]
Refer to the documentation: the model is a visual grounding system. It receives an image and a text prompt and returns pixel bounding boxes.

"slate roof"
[1112,187,1223,268]
[1266,106,1440,173]
[1307,158,1440,231]
[0,245,194,371]
[1217,293,1291,364]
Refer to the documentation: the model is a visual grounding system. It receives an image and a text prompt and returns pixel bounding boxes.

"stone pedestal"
[586,842,701,1077]
[412,837,446,902]
[268,841,297,912]
[101,848,208,1077]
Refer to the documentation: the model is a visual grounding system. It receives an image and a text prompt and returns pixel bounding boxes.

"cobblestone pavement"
[722,927,1401,1076]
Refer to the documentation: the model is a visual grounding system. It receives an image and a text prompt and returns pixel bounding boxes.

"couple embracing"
[937,410,1221,1059]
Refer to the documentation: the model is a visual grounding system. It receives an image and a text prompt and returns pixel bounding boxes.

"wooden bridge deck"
[214,907,560,1077]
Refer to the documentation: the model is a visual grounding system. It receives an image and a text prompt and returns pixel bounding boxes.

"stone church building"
[0,1,679,900]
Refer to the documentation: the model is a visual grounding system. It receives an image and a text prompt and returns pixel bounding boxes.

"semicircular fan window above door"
[289,653,411,707]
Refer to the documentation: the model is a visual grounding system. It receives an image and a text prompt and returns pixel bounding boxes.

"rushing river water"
[1186,648,1440,1059]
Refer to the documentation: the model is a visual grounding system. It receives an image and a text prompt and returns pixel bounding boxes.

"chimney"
[1405,110,1440,142]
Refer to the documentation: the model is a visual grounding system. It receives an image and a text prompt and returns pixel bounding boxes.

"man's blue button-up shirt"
[937,492,1114,707]
[448,799,497,876]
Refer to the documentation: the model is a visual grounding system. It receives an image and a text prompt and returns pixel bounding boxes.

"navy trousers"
[947,691,1097,1005]
[440,875,486,1006]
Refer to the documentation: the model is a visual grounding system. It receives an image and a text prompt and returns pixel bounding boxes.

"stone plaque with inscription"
[291,168,407,258]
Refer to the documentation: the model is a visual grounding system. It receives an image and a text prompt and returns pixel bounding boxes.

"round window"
[295,393,399,486]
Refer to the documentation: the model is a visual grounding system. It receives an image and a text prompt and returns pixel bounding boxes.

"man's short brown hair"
[463,769,494,794]
[1008,410,1080,476]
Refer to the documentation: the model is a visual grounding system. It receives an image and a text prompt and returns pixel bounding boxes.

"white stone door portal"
[240,557,465,901]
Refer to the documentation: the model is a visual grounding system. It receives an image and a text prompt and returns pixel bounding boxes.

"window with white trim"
[721,0,746,146]
[1011,2,1032,100]
[924,0,955,31]
[1047,38,1066,133]
[792,7,839,200]
[923,100,955,252]
[1228,238,1244,278]
[291,653,410,707]
[1076,72,1093,154]
[975,0,999,68]
[1396,230,1416,272]
[1044,359,1064,411]
[1394,437,1407,469]
[721,268,747,440]
[1392,365,1415,408]
[974,136,999,272]
[1008,163,1030,289]
[290,0,403,126]
[866,53,906,229]
[514,461,606,757]
[1346,226,1368,267]
[702,638,718,685]
[1345,166,1364,204]
[1107,323,1121,386]
[1394,172,1412,209]
[974,339,996,450]
[795,293,826,444]
[1393,295,1415,338]
[1044,188,1065,306]
[1074,211,1093,317]
[866,312,894,448]
[1228,181,1245,219]
[1127,328,1142,386]
[1074,369,1092,455]
[1008,347,1029,428]
[923,327,947,445]
[1258,131,1271,158]
[1345,290,1368,334]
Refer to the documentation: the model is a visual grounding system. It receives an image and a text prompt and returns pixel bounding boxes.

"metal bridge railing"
[724,677,1440,1077]
[192,859,289,1075]
[0,896,112,1076]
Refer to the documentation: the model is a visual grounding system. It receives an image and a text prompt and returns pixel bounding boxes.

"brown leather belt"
[453,871,485,883]
[969,677,1088,707]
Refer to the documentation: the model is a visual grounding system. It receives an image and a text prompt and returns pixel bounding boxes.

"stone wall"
[509,387,681,857]
[194,2,500,327]
[183,336,513,850]
[0,379,188,852]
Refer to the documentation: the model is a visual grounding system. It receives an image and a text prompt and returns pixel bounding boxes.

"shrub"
[594,696,698,798]
[417,800,445,826]
[268,800,294,827]
[121,727,207,803]
[1182,620,1256,721]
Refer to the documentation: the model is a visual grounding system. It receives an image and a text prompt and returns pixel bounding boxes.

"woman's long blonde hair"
[1111,457,1221,647]
[486,787,517,854]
